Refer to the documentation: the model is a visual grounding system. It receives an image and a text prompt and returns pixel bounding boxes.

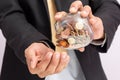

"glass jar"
[55,12,93,50]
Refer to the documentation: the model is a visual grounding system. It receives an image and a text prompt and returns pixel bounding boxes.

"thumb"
[28,50,39,69]
[30,55,38,69]
[89,17,97,26]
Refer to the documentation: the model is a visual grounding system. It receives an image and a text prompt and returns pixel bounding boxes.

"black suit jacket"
[0,0,120,80]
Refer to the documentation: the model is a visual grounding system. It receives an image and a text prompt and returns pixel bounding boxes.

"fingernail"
[62,52,67,59]
[81,11,88,17]
[70,7,77,13]
[55,52,60,59]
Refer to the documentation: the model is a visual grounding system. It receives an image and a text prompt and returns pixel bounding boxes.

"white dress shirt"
[45,50,86,80]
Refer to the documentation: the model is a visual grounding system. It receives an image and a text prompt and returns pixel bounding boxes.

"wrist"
[94,31,105,41]
[91,33,106,47]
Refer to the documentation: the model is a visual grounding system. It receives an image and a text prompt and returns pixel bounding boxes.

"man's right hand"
[24,42,70,78]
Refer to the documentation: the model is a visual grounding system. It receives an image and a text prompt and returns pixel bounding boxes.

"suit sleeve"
[0,0,54,63]
[89,0,120,53]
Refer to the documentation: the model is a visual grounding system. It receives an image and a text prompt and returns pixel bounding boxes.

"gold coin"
[75,22,84,30]
[68,37,76,45]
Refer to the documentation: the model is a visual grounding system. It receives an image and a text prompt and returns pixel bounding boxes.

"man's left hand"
[55,1,105,52]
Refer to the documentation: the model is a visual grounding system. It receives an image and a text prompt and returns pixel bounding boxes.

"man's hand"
[25,43,70,78]
[55,1,104,52]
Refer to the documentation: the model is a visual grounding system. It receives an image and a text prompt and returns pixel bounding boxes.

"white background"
[0,0,120,80]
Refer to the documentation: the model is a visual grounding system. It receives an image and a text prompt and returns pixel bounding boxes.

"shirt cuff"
[91,33,107,47]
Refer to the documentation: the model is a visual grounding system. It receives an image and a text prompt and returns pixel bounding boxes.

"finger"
[80,5,93,18]
[26,58,37,74]
[39,52,61,77]
[78,47,85,52]
[35,49,46,61]
[89,17,98,26]
[36,52,53,74]
[33,43,54,61]
[55,52,70,73]
[89,17,104,39]
[69,0,83,13]
[25,56,39,74]
[55,11,67,21]
[30,56,39,69]
[25,49,38,69]
[88,16,97,32]
[37,74,45,78]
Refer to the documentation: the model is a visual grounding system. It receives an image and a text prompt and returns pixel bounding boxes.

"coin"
[68,37,76,45]
[75,22,84,30]
[57,39,69,48]
[55,12,93,49]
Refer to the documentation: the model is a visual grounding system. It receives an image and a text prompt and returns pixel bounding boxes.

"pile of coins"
[55,12,93,49]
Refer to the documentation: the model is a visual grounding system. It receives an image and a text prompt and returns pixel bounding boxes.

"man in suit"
[0,0,120,80]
